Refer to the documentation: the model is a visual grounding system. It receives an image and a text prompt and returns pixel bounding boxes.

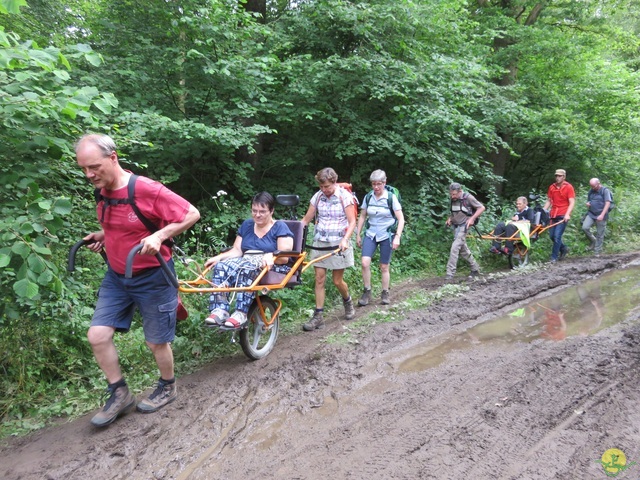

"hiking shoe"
[381,290,390,305]
[344,298,355,320]
[468,270,480,280]
[358,288,372,306]
[445,275,455,283]
[586,242,595,251]
[303,311,325,331]
[501,247,510,255]
[91,384,135,427]
[205,307,229,326]
[137,379,177,413]
[559,246,569,260]
[225,310,248,329]
[489,246,501,254]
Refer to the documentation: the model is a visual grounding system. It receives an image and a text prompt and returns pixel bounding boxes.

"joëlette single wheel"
[240,295,279,360]
[508,245,529,269]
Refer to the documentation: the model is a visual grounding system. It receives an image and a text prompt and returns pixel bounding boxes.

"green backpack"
[363,185,401,232]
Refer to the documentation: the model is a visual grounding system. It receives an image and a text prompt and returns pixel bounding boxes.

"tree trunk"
[235,133,264,172]
[236,0,267,173]
[243,0,266,22]
[479,1,546,196]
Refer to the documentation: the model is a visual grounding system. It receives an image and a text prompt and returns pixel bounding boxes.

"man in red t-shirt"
[76,134,200,427]
[543,168,575,263]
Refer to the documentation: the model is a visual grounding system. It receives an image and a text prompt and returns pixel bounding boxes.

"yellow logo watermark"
[595,448,637,477]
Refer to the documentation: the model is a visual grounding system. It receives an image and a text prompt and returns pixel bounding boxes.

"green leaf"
[31,135,49,148]
[84,52,102,67]
[18,223,34,235]
[74,43,93,53]
[53,69,71,81]
[58,52,71,70]
[15,71,37,82]
[22,92,40,101]
[0,253,10,268]
[51,277,63,295]
[44,217,64,234]
[29,49,58,70]
[61,106,77,119]
[53,198,72,215]
[37,269,54,285]
[38,200,52,210]
[11,242,30,259]
[1,0,27,15]
[93,98,112,114]
[32,246,51,255]
[13,278,39,299]
[27,253,46,273]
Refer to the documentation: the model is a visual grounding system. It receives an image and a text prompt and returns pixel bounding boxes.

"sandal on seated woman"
[224,311,248,329]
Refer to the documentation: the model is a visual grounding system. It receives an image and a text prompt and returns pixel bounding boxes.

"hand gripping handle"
[125,244,179,288]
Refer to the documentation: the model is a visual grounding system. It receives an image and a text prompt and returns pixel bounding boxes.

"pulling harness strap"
[95,174,174,247]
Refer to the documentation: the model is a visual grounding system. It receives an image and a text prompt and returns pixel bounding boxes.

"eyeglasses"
[555,174,564,177]
[371,181,385,186]
[251,209,270,216]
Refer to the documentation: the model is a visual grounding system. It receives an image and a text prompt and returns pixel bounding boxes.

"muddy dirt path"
[3,253,640,480]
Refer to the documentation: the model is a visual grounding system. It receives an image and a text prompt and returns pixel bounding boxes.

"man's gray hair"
[369,169,387,182]
[74,133,117,156]
[449,182,462,192]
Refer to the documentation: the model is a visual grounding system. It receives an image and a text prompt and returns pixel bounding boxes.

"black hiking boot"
[559,246,569,260]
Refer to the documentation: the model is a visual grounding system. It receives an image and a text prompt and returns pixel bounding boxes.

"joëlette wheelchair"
[68,195,339,361]
[470,194,563,269]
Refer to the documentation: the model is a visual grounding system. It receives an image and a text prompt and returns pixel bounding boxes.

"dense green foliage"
[1,0,640,436]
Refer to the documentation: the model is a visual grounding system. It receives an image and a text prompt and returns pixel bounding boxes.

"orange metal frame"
[471,220,564,256]
[176,248,339,328]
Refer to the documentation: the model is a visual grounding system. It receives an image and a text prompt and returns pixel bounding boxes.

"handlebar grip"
[273,249,301,256]
[125,244,179,289]
[68,239,96,272]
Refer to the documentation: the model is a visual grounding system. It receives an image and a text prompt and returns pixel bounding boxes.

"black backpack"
[588,186,615,213]
[451,192,480,225]
[603,187,615,211]
[94,174,174,246]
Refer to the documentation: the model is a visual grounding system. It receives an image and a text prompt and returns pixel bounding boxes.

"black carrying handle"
[304,243,341,251]
[272,249,302,256]
[68,239,108,272]
[125,244,179,288]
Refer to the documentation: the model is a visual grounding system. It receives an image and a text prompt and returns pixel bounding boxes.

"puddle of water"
[399,266,640,373]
